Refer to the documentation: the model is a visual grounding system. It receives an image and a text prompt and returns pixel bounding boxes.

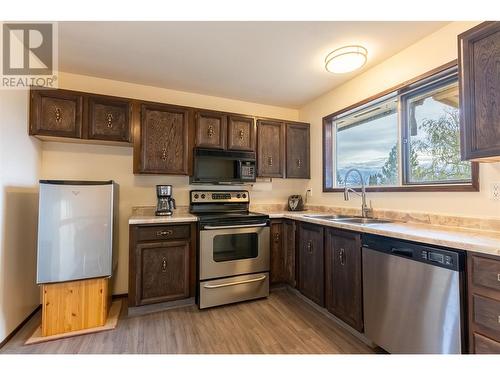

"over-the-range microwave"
[190,148,256,184]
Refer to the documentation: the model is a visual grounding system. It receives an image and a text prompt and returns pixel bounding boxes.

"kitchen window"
[323,62,478,192]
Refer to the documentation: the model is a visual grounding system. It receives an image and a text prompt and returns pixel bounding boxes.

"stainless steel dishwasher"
[362,234,466,354]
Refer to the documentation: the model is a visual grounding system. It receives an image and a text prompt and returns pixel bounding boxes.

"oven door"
[199,223,270,280]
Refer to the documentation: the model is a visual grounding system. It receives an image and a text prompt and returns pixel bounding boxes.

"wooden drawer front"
[472,255,500,292]
[195,110,226,149]
[88,97,132,142]
[137,241,190,305]
[227,115,255,151]
[473,294,500,340]
[136,225,190,242]
[474,333,500,354]
[31,90,83,138]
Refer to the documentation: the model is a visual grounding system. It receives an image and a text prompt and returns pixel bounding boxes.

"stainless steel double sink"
[302,214,392,225]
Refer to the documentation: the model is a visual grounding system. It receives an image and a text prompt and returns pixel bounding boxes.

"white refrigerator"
[36,180,117,284]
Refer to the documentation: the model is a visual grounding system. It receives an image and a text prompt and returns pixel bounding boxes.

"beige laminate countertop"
[129,209,500,257]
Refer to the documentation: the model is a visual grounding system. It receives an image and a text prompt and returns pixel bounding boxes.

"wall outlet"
[491,183,500,201]
[306,188,312,197]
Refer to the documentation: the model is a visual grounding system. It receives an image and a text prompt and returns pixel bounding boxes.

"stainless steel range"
[190,190,270,309]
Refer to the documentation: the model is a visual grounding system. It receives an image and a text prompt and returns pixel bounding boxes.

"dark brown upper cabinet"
[256,119,285,178]
[88,96,132,142]
[459,21,500,162]
[195,110,227,149]
[325,228,363,332]
[227,115,255,151]
[135,103,190,175]
[286,122,310,179]
[297,222,324,307]
[30,89,83,138]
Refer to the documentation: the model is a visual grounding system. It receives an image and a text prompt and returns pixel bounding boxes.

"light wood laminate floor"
[0,288,378,354]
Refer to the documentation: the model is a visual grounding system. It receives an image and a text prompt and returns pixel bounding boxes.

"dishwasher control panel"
[362,234,465,271]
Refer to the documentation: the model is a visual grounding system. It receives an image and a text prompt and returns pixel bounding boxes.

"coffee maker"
[155,185,176,216]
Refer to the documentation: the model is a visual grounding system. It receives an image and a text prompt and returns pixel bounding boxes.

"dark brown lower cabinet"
[325,228,363,332]
[468,253,500,353]
[129,223,196,307]
[270,219,296,286]
[297,223,324,306]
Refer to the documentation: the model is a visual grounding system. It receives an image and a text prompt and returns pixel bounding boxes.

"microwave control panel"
[240,161,255,180]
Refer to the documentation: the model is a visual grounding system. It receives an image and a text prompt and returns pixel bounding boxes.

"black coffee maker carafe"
[155,185,176,216]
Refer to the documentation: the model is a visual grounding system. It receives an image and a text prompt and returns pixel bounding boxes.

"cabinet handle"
[268,156,273,166]
[207,125,214,137]
[107,113,113,128]
[273,232,280,242]
[161,257,167,272]
[339,248,345,266]
[307,240,313,254]
[238,129,245,140]
[156,229,173,236]
[55,107,62,122]
[297,159,302,168]
[497,273,500,282]
[161,148,167,161]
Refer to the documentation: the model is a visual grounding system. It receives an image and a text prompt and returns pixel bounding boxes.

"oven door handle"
[203,223,268,230]
[203,275,267,289]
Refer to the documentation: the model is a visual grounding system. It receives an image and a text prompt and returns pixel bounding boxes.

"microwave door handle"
[203,223,268,230]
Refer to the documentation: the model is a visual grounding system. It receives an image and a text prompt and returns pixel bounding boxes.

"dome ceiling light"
[325,45,368,74]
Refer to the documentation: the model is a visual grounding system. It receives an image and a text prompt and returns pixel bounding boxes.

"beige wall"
[0,90,41,342]
[40,73,307,294]
[299,21,500,219]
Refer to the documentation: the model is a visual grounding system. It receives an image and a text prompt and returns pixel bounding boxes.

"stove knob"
[242,193,247,198]
[201,194,206,199]
[236,193,241,198]
[194,194,199,199]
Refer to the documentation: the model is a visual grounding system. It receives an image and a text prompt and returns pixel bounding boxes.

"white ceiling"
[59,21,448,108]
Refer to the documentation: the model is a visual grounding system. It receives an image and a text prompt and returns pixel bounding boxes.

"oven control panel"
[190,190,249,203]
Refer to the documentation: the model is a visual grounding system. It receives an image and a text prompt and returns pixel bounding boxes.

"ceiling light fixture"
[325,45,368,74]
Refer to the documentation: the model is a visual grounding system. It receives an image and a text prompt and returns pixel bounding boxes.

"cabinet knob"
[107,113,113,128]
[267,156,273,166]
[156,229,173,236]
[161,148,167,161]
[207,125,214,137]
[273,232,280,242]
[238,129,245,140]
[161,257,167,272]
[54,107,62,122]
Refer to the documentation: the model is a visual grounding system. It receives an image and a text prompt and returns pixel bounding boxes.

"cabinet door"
[270,221,286,284]
[88,96,132,142]
[227,115,255,151]
[195,110,226,149]
[30,89,83,138]
[286,123,310,178]
[459,21,500,161]
[325,228,363,332]
[138,103,189,174]
[135,240,190,306]
[284,219,296,287]
[298,223,324,306]
[257,120,285,177]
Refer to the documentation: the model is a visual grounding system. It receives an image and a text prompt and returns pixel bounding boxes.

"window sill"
[324,184,479,193]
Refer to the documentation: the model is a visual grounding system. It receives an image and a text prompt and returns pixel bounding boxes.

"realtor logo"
[1,22,58,89]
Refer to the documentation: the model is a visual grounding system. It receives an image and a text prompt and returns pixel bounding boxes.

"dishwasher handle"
[390,247,414,258]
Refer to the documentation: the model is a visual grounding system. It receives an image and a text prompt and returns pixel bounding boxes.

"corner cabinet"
[286,122,310,179]
[129,223,196,307]
[134,103,191,174]
[325,228,363,332]
[459,21,500,161]
[297,222,324,306]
